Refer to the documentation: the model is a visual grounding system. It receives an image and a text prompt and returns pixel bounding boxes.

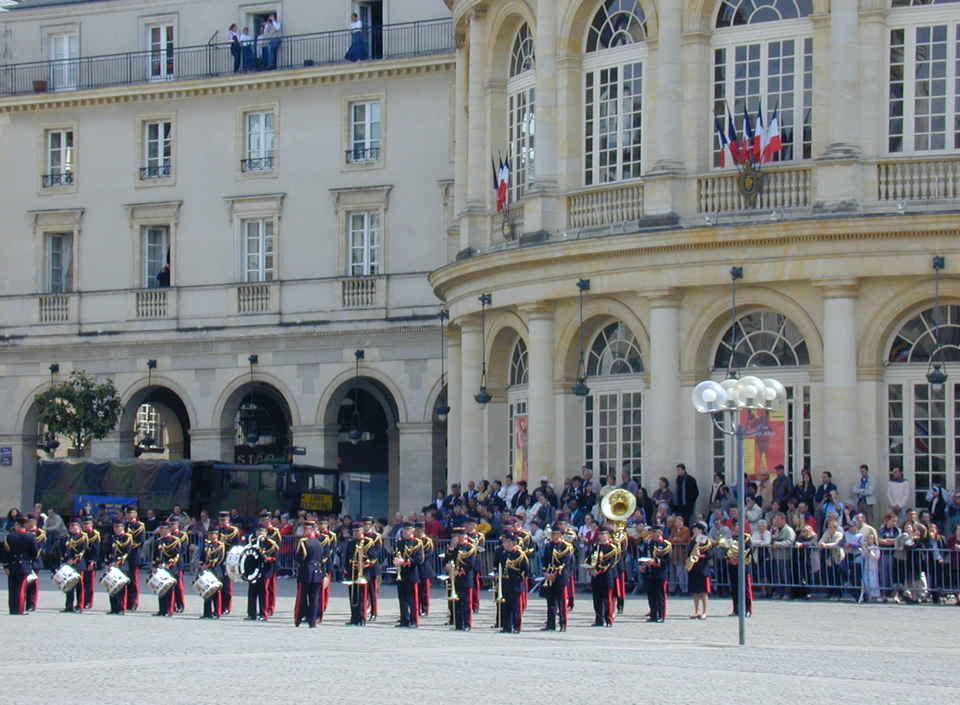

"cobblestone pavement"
[2,577,959,704]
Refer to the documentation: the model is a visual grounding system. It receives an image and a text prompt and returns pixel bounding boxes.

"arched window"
[887,305,960,506]
[714,311,810,370]
[507,338,529,477]
[584,322,644,484]
[584,1,647,186]
[712,0,813,166]
[510,338,529,385]
[887,2,960,154]
[508,24,536,201]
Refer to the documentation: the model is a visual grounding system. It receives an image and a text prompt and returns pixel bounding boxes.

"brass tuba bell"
[600,488,637,523]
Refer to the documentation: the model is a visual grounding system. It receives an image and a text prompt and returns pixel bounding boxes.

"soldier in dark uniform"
[217,510,242,615]
[107,520,133,615]
[727,520,754,618]
[3,516,38,615]
[540,523,576,631]
[393,522,424,628]
[154,522,180,616]
[362,516,383,621]
[464,516,485,614]
[414,522,436,616]
[168,518,188,613]
[257,511,282,616]
[199,527,226,619]
[246,526,277,621]
[447,527,480,631]
[294,521,327,628]
[588,525,620,627]
[316,516,336,614]
[61,518,87,613]
[25,515,46,612]
[639,524,672,623]
[496,531,529,633]
[555,513,579,611]
[124,507,146,611]
[80,517,100,610]
[345,523,371,626]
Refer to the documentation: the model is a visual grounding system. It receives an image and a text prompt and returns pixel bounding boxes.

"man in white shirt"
[498,474,520,505]
[852,464,877,526]
[581,466,602,494]
[886,466,910,522]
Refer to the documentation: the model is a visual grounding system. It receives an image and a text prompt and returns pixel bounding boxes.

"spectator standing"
[670,516,691,596]
[581,466,602,495]
[814,471,838,519]
[878,512,900,601]
[860,534,881,602]
[227,23,241,73]
[792,468,816,508]
[345,13,367,61]
[852,464,878,526]
[652,477,673,509]
[886,466,910,523]
[757,471,774,509]
[260,14,282,70]
[770,513,795,599]
[673,464,699,526]
[240,27,256,72]
[926,477,950,532]
[946,490,960,538]
[772,465,793,507]
[619,468,639,495]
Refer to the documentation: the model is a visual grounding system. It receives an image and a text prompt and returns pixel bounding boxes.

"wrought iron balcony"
[241,157,274,172]
[140,165,171,180]
[0,19,453,96]
[346,147,381,163]
[42,172,73,187]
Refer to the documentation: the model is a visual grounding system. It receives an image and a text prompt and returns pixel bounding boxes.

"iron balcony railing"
[241,157,274,173]
[140,165,171,180]
[0,18,454,97]
[42,172,73,187]
[346,146,381,163]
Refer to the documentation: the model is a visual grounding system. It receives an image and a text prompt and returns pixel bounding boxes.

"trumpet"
[343,537,370,586]
[445,558,459,602]
[495,562,505,604]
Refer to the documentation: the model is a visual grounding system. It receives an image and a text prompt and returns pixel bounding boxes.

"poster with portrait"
[740,407,785,480]
[514,414,529,484]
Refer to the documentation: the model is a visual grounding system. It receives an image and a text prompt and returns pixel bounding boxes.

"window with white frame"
[349,101,381,163]
[507,339,529,477]
[507,24,535,202]
[46,232,73,294]
[584,0,647,186]
[142,120,172,179]
[143,226,169,288]
[583,322,644,483]
[888,2,960,154]
[243,219,274,282]
[44,129,74,187]
[243,111,275,171]
[712,0,813,167]
[148,22,175,79]
[349,211,380,276]
[48,31,78,91]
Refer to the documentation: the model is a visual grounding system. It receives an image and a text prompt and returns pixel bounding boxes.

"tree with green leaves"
[34,370,123,452]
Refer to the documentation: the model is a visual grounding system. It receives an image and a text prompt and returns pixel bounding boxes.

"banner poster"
[514,414,529,484]
[740,407,785,480]
[74,494,138,518]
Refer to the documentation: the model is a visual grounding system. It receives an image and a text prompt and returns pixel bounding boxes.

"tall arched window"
[712,0,813,166]
[584,322,644,483]
[507,338,529,477]
[584,0,647,186]
[887,305,960,505]
[711,311,811,480]
[508,24,536,202]
[888,1,960,154]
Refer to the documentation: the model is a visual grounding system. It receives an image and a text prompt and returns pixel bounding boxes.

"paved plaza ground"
[1,577,958,704]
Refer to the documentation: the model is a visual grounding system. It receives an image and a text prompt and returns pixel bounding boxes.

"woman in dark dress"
[687,521,713,619]
[345,14,366,61]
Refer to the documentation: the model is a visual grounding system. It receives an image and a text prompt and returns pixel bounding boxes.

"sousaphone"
[600,488,637,533]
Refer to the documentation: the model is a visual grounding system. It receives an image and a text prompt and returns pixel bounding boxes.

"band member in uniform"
[496,531,529,633]
[217,511,242,614]
[503,518,533,618]
[447,527,480,631]
[464,516,485,614]
[107,520,133,615]
[540,523,576,631]
[393,522,424,628]
[345,523,372,626]
[154,522,180,616]
[199,527,226,619]
[294,521,327,628]
[362,516,383,621]
[61,518,87,613]
[80,517,100,610]
[258,511,282,616]
[727,519,754,618]
[414,522,436,616]
[639,524,672,623]
[588,525,620,627]
[168,518,188,613]
[125,507,145,611]
[246,526,278,621]
[316,517,336,613]
[25,515,46,612]
[3,516,38,615]
[686,521,714,620]
[555,514,579,611]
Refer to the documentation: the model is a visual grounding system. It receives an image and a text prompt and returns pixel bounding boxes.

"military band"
[199,527,226,619]
[61,518,87,613]
[393,522,424,628]
[107,520,133,615]
[153,522,180,617]
[125,507,145,611]
[495,531,529,633]
[540,523,575,631]
[294,521,328,628]
[80,517,100,610]
[246,526,278,621]
[639,524,673,623]
[727,520,754,618]
[217,511,243,615]
[686,521,713,620]
[25,516,46,612]
[414,523,436,617]
[446,527,480,631]
[345,523,372,626]
[169,518,188,613]
[362,516,383,622]
[587,526,620,627]
[3,516,38,615]
[316,517,336,614]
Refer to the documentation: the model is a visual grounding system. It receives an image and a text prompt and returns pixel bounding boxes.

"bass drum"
[192,569,223,600]
[225,545,264,583]
[53,564,81,593]
[147,567,177,597]
[99,566,131,596]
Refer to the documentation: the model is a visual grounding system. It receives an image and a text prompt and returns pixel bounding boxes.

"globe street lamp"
[691,374,786,646]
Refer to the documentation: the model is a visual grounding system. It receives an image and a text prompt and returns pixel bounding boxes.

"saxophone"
[685,537,714,571]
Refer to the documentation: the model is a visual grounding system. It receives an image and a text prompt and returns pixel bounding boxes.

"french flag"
[763,105,782,162]
[754,101,765,162]
[715,114,729,167]
[741,104,754,163]
[497,158,510,212]
[727,111,741,165]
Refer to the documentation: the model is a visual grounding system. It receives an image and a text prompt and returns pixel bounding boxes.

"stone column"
[461,7,489,253]
[459,320,485,486]
[446,329,462,484]
[644,290,682,484]
[397,423,434,514]
[524,303,557,484]
[96,430,136,459]
[288,425,326,467]
[454,34,469,220]
[526,0,559,235]
[1,434,29,510]
[814,278,860,481]
[190,427,234,464]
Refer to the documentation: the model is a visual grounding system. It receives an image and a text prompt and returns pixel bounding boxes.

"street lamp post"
[691,374,786,645]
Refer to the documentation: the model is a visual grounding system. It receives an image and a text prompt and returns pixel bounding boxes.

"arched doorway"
[121,386,192,460]
[226,383,292,465]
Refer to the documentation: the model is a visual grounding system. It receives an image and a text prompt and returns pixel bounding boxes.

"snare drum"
[225,545,264,583]
[99,566,131,596]
[192,569,223,600]
[147,567,177,597]
[53,564,81,593]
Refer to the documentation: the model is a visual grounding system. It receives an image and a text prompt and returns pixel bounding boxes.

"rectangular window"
[148,23,175,79]
[48,32,78,91]
[142,121,172,179]
[507,86,535,201]
[47,232,73,293]
[584,391,642,483]
[143,226,169,288]
[584,61,643,186]
[349,211,380,276]
[44,129,74,187]
[243,219,274,282]
[507,399,528,476]
[349,101,381,162]
[244,111,275,171]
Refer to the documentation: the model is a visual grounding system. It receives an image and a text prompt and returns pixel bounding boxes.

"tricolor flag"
[763,105,782,163]
[754,101,765,162]
[715,114,729,168]
[496,158,510,212]
[727,110,741,165]
[741,104,755,163]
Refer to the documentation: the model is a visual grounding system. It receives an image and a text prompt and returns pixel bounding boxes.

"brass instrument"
[685,536,715,571]
[544,541,573,586]
[343,536,370,586]
[600,488,638,549]
[445,556,459,602]
[495,563,505,604]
